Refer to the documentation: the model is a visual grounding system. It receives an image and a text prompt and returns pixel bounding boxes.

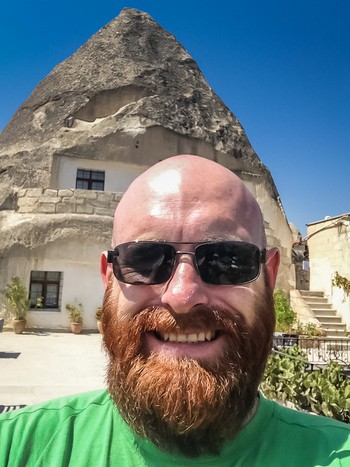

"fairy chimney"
[0,8,293,329]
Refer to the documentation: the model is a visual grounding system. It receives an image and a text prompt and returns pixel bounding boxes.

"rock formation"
[0,8,293,326]
[0,8,279,202]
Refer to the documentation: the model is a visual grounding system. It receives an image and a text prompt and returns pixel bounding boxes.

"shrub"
[2,276,30,320]
[95,306,103,320]
[66,302,84,324]
[274,289,296,332]
[332,271,350,295]
[295,321,325,337]
[261,347,350,423]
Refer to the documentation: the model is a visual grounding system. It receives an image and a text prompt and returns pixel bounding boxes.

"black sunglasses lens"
[114,243,176,284]
[195,242,261,285]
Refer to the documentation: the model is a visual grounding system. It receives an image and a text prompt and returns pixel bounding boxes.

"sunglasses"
[107,241,266,286]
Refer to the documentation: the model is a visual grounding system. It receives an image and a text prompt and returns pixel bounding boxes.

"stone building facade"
[307,214,350,329]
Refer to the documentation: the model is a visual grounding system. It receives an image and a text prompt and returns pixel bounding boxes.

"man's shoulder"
[264,396,350,456]
[269,397,350,433]
[0,390,129,466]
[0,389,111,423]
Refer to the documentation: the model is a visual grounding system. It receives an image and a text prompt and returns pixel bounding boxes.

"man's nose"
[160,256,210,314]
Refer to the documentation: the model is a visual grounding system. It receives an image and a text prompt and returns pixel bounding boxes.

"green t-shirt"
[0,390,349,466]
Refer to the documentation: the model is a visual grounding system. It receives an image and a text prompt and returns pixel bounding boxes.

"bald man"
[1,155,350,466]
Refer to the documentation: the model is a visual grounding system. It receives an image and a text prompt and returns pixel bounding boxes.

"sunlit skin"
[101,155,279,365]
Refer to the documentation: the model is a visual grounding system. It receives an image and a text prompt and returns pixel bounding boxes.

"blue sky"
[1,1,349,236]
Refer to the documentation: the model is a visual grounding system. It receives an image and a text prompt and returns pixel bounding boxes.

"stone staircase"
[299,290,348,337]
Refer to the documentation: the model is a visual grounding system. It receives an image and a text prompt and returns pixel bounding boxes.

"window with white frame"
[29,271,62,310]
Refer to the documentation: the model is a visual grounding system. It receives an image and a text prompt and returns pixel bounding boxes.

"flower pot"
[70,322,83,334]
[12,318,26,334]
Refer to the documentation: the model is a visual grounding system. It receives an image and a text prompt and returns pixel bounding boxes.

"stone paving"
[0,330,107,406]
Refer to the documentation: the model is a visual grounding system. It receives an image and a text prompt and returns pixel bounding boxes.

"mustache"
[125,305,247,334]
[103,301,254,372]
[102,274,247,335]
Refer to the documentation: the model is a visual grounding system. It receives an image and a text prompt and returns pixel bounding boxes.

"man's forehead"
[116,168,242,225]
[148,169,182,196]
[112,155,264,244]
[120,158,245,205]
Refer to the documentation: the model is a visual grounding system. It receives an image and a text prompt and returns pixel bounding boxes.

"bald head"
[112,155,266,248]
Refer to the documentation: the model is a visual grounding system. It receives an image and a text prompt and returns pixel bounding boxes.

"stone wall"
[307,214,350,327]
[13,187,293,291]
[308,215,350,294]
[17,188,123,217]
[264,220,294,290]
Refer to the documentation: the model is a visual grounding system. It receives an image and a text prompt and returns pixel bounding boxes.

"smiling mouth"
[154,331,218,343]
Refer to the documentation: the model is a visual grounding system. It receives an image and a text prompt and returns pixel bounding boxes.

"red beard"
[102,276,275,457]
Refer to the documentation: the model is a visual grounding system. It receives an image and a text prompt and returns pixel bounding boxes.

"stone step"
[317,316,343,324]
[323,329,348,338]
[304,302,333,310]
[321,323,347,331]
[299,290,324,297]
[298,290,348,338]
[306,301,332,308]
[302,297,328,304]
[312,308,338,316]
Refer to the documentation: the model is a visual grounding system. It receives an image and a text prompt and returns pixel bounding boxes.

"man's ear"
[100,251,112,289]
[265,247,280,290]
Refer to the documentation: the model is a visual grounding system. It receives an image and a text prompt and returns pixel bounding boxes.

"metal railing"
[273,334,350,367]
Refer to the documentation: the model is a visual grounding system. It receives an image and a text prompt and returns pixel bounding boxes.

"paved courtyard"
[0,330,107,406]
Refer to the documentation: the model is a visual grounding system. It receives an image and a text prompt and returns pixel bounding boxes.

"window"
[29,271,62,309]
[76,169,105,190]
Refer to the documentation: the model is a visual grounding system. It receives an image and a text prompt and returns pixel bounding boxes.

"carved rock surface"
[0,8,292,292]
[0,8,278,197]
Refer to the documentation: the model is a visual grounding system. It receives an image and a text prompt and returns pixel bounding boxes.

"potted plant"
[296,321,325,349]
[2,276,30,334]
[66,302,84,334]
[96,306,103,334]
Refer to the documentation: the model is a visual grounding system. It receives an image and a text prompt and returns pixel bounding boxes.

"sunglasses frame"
[107,240,267,286]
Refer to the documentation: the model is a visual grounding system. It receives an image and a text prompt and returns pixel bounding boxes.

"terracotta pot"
[12,318,26,334]
[70,322,83,334]
[96,319,103,334]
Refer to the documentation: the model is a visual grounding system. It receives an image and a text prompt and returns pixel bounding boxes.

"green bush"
[95,306,103,320]
[66,302,84,324]
[261,346,350,423]
[2,276,30,320]
[295,321,325,337]
[274,289,296,332]
[332,271,350,295]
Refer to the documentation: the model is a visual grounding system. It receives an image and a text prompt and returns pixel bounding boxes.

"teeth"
[197,332,205,342]
[176,334,187,343]
[206,331,215,341]
[187,333,198,343]
[161,331,215,343]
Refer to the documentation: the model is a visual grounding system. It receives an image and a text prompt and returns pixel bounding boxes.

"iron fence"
[273,334,350,367]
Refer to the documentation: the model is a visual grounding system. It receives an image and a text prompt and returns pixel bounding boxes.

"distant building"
[307,213,350,330]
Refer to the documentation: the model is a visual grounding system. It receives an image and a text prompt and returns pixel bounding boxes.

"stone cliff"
[0,8,279,201]
[0,8,293,293]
